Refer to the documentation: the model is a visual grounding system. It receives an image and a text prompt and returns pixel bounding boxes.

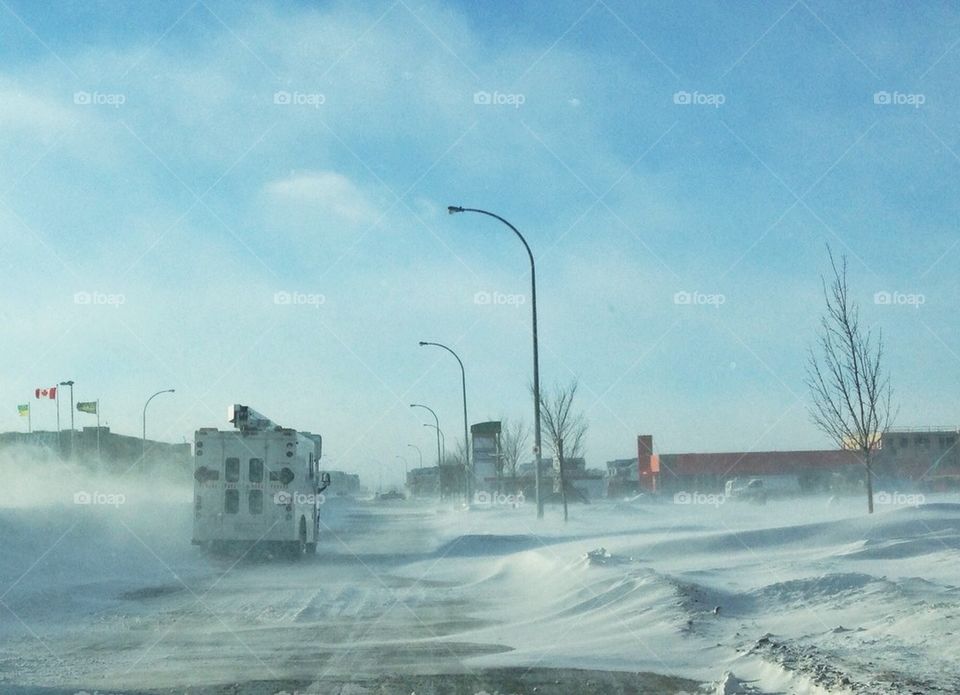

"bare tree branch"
[805,247,896,513]
[499,418,529,479]
[536,380,588,461]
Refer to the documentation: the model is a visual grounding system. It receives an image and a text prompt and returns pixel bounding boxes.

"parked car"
[724,477,767,504]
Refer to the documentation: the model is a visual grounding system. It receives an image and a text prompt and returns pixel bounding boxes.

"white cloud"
[265,170,379,227]
[0,81,77,142]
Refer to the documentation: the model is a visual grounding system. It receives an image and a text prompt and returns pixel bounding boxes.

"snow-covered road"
[2,485,958,694]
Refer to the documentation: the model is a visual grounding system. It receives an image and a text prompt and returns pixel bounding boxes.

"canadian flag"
[35,387,57,400]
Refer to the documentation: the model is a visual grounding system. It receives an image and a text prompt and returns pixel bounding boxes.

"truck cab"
[191,405,330,557]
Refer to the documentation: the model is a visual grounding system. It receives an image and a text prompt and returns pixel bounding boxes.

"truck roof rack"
[228,404,279,433]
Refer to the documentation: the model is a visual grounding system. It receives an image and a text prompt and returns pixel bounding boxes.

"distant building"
[471,421,501,493]
[325,470,361,496]
[544,455,602,501]
[635,435,861,494]
[515,459,551,499]
[876,427,960,489]
[554,456,586,474]
[607,428,960,497]
[564,469,605,502]
[406,466,440,497]
[605,458,640,498]
[404,464,464,499]
[0,426,190,476]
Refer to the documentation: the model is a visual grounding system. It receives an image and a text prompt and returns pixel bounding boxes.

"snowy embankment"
[398,497,960,694]
[1,457,958,694]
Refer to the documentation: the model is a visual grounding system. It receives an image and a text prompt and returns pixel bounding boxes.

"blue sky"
[1,0,958,485]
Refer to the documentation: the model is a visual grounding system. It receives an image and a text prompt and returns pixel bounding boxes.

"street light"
[419,341,471,498]
[407,443,423,468]
[410,403,441,469]
[423,423,445,461]
[142,389,175,468]
[59,380,75,457]
[448,206,544,518]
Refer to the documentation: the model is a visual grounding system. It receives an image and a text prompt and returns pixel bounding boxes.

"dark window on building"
[249,458,263,482]
[900,437,908,447]
[248,489,263,514]
[269,470,280,482]
[225,489,239,514]
[225,457,240,482]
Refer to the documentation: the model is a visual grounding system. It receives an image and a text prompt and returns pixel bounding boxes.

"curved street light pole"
[419,341,470,498]
[142,389,175,470]
[447,206,543,518]
[410,403,441,469]
[423,423,445,461]
[407,443,423,468]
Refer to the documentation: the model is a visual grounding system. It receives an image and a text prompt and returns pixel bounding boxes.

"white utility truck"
[192,405,330,557]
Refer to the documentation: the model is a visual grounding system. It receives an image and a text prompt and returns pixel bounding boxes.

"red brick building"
[636,435,863,494]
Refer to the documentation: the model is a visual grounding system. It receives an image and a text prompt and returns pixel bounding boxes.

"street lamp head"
[59,380,74,386]
[418,341,427,346]
[447,205,464,215]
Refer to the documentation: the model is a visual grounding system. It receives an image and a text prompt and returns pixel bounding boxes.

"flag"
[17,404,29,417]
[35,387,57,399]
[77,401,97,414]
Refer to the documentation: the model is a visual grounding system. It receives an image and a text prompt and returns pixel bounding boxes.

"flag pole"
[96,400,101,464]
[27,404,31,434]
[55,390,61,457]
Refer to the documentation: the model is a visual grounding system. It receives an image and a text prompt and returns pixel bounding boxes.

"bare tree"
[445,439,467,468]
[536,379,588,521]
[805,248,895,514]
[499,418,530,480]
[443,441,468,501]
